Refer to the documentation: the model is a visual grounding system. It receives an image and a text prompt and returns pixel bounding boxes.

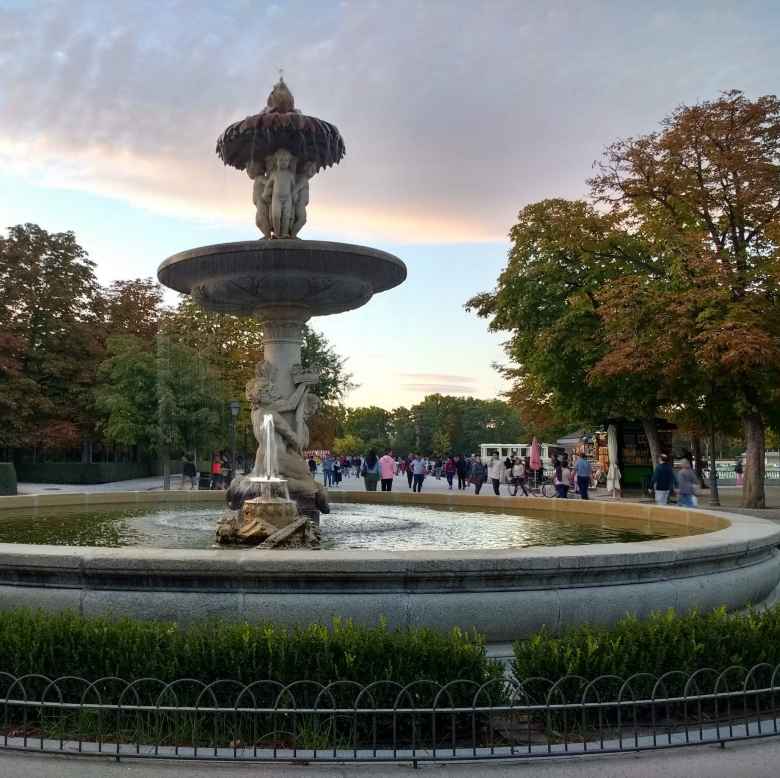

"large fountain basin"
[0,491,777,642]
[157,239,407,317]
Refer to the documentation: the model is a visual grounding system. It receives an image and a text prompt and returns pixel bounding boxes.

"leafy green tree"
[389,406,417,456]
[104,278,163,341]
[155,332,225,460]
[431,429,451,457]
[466,200,663,455]
[331,433,365,457]
[343,406,391,448]
[590,90,780,507]
[95,336,158,453]
[0,224,104,454]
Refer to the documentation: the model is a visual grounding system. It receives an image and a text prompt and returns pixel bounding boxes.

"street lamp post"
[229,400,241,483]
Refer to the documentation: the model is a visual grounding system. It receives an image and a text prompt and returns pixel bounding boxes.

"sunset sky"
[1,0,778,408]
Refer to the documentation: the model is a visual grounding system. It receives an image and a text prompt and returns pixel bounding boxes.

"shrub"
[0,463,16,495]
[0,610,501,688]
[15,461,182,484]
[512,607,780,681]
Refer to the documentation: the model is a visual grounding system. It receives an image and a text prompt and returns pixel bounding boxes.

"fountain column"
[258,316,307,400]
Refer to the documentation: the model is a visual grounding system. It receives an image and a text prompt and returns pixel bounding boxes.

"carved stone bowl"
[157,240,406,319]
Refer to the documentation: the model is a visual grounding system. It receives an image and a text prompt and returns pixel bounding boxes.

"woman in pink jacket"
[379,450,396,491]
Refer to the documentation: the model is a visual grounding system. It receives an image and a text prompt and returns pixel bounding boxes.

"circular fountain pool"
[0,500,699,550]
[0,491,777,642]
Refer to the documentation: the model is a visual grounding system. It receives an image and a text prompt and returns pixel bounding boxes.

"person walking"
[322,455,334,487]
[510,458,529,496]
[182,456,197,490]
[444,456,456,490]
[411,454,426,493]
[553,458,569,498]
[379,449,395,492]
[308,456,317,477]
[488,454,504,496]
[677,459,698,507]
[469,456,486,495]
[575,452,592,500]
[734,459,744,487]
[362,450,381,491]
[650,454,676,505]
[455,455,468,490]
[405,455,415,489]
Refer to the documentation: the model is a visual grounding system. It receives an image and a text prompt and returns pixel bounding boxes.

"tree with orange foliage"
[590,91,780,508]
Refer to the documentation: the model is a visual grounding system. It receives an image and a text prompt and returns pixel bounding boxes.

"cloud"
[0,1,778,243]
[399,373,477,384]
[401,383,479,395]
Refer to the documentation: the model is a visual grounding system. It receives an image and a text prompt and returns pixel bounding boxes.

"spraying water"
[262,413,277,480]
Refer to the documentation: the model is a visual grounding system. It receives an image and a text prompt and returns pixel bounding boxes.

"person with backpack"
[362,450,381,491]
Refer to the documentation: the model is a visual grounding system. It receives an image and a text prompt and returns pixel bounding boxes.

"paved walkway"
[20,472,779,521]
[1,738,780,776]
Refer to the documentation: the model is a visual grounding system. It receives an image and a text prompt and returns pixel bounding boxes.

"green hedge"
[15,461,181,484]
[0,463,16,495]
[513,607,780,681]
[0,610,501,688]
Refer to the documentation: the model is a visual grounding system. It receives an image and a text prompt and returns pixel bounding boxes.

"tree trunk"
[692,435,706,487]
[742,412,765,509]
[708,415,720,507]
[641,417,662,466]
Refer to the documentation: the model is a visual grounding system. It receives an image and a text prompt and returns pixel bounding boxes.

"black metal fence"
[1,666,779,763]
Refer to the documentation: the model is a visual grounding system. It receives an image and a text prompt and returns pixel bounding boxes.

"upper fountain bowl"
[157,239,406,318]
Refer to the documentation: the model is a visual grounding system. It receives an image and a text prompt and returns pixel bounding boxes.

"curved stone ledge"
[0,492,778,641]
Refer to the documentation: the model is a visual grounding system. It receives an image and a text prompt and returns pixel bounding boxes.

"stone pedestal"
[215,497,319,548]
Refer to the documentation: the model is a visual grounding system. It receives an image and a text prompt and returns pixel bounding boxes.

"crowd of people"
[189,448,699,506]
[305,450,605,498]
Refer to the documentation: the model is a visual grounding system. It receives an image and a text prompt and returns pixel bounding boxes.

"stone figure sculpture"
[292,161,317,236]
[226,359,329,517]
[247,153,316,239]
[247,159,272,238]
[263,149,297,238]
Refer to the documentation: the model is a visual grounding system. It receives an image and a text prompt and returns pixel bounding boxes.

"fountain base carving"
[217,477,320,549]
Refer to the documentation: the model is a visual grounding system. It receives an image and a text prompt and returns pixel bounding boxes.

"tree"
[431,429,451,457]
[0,224,105,455]
[104,278,163,341]
[95,336,159,453]
[466,200,664,457]
[331,433,365,457]
[590,91,780,507]
[343,406,391,449]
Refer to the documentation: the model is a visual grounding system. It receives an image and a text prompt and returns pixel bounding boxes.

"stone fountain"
[157,77,406,545]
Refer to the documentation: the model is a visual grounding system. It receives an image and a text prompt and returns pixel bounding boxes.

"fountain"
[215,414,320,547]
[157,77,406,544]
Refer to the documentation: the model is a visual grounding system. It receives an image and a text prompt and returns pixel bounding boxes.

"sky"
[0,0,778,408]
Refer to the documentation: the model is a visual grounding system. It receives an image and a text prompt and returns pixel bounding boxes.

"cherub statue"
[291,160,318,237]
[247,159,272,238]
[262,149,297,237]
[246,362,306,470]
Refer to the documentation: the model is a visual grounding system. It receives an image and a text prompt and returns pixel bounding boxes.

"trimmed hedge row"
[0,610,501,688]
[513,607,780,681]
[15,461,182,484]
[0,463,16,495]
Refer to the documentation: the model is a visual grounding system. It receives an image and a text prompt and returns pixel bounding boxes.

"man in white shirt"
[412,455,426,493]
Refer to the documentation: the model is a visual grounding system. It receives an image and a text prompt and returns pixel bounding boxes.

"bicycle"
[525,475,556,498]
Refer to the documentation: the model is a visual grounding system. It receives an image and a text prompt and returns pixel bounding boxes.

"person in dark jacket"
[650,454,676,505]
[455,455,468,490]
